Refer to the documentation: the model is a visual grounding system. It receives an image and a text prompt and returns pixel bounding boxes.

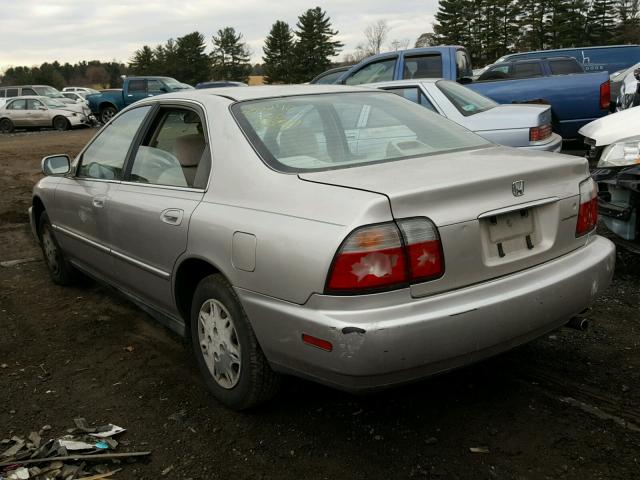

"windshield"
[436,80,497,116]
[42,98,67,108]
[232,92,490,173]
[162,78,191,90]
[33,86,65,98]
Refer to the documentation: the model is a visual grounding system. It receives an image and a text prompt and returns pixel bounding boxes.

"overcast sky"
[0,0,437,71]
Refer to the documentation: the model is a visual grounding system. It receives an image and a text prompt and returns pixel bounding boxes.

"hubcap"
[198,299,241,389]
[42,228,59,273]
[102,109,115,122]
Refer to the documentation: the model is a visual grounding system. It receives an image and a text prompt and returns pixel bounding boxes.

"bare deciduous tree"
[364,20,391,55]
[388,38,410,51]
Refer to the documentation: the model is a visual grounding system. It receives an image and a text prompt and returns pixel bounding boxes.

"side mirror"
[42,154,70,176]
[159,86,168,93]
[37,106,47,111]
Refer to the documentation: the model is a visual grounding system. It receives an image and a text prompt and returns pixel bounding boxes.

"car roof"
[366,78,443,88]
[157,84,376,102]
[4,95,52,100]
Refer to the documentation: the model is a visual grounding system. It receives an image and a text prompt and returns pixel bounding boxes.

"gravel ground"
[1,129,639,480]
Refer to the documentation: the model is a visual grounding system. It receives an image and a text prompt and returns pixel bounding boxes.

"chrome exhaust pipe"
[566,316,589,331]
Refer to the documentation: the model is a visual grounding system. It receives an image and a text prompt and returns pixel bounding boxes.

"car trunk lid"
[464,104,552,132]
[299,145,591,297]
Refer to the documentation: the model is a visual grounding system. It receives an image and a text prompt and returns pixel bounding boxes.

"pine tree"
[292,7,344,82]
[263,20,295,84]
[433,0,472,47]
[616,0,640,43]
[211,27,252,82]
[176,32,211,85]
[588,0,618,44]
[129,45,156,75]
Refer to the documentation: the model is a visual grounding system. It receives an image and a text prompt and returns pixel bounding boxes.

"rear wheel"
[190,274,280,410]
[0,118,14,134]
[39,212,78,285]
[53,116,69,131]
[100,106,117,124]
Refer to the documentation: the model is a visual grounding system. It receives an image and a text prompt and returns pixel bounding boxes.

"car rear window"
[232,92,490,173]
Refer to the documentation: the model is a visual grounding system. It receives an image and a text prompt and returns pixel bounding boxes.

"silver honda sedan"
[29,85,615,409]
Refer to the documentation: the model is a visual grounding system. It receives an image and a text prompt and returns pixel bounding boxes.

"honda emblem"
[512,180,525,197]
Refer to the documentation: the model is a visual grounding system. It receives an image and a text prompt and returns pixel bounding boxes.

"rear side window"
[386,87,437,112]
[78,106,152,180]
[0,89,5,98]
[7,99,27,110]
[403,54,443,79]
[549,59,583,75]
[512,62,543,79]
[345,59,397,85]
[129,108,209,188]
[232,92,489,173]
[128,80,146,93]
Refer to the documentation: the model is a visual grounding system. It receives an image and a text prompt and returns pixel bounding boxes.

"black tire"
[100,106,117,124]
[0,118,14,134]
[38,212,78,285]
[53,116,69,131]
[190,274,280,410]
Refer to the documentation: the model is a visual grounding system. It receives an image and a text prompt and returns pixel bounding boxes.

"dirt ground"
[1,129,639,480]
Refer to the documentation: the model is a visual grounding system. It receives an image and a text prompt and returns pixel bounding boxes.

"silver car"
[29,85,615,409]
[0,96,93,133]
[370,79,563,152]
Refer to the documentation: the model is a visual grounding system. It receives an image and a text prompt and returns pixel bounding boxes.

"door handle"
[161,209,183,226]
[127,94,133,97]
[92,196,106,208]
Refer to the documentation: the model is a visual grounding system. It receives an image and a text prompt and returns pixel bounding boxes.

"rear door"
[50,105,153,279]
[125,79,148,105]
[107,102,210,315]
[5,99,29,126]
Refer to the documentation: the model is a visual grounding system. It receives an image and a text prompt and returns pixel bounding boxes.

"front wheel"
[100,106,117,124]
[190,274,280,410]
[39,212,78,285]
[0,118,14,134]
[53,116,69,131]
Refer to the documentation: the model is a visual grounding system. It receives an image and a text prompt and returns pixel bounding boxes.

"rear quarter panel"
[181,96,394,305]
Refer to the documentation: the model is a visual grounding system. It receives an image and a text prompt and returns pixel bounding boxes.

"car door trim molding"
[53,223,171,279]
[110,248,171,279]
[52,224,110,253]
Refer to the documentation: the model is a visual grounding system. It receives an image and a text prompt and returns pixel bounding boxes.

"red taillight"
[397,218,444,282]
[326,218,443,294]
[529,124,552,142]
[576,178,598,236]
[599,80,610,110]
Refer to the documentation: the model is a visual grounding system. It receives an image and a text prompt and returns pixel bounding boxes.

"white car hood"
[578,106,640,146]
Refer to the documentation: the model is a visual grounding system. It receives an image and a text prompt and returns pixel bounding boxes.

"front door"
[50,105,153,279]
[107,104,211,316]
[26,99,51,127]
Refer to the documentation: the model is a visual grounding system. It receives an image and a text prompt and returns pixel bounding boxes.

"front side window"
[7,99,27,110]
[436,80,497,116]
[346,59,397,85]
[78,106,151,180]
[233,92,489,173]
[27,99,45,110]
[314,70,345,85]
[404,54,443,79]
[147,80,165,94]
[6,88,19,97]
[22,88,37,95]
[129,108,209,188]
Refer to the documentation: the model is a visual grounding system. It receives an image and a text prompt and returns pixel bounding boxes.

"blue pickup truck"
[86,76,192,124]
[335,46,611,138]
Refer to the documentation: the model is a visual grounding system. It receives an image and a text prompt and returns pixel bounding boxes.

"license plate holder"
[487,209,534,243]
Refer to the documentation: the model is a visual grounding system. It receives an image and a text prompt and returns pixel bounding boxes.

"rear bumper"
[522,133,562,152]
[238,235,615,392]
